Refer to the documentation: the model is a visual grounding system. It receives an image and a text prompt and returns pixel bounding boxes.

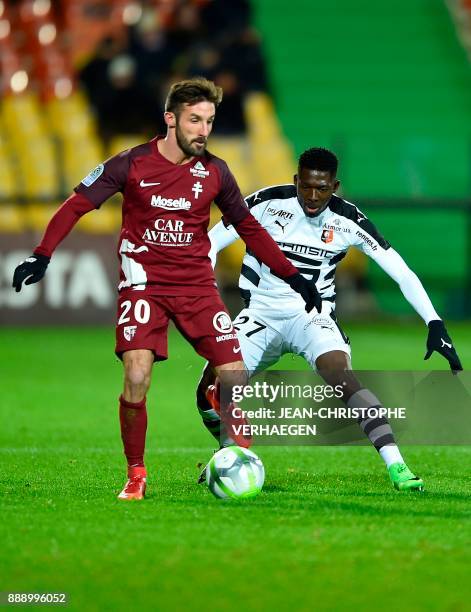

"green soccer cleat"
[388,462,424,491]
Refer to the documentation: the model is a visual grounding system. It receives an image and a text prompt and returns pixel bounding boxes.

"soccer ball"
[206,446,265,500]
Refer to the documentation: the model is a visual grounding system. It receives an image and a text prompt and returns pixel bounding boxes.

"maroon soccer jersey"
[74,137,250,296]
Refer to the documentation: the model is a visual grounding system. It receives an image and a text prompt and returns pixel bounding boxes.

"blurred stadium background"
[0,0,470,324]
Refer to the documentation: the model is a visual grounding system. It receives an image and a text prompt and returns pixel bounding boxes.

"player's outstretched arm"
[208,220,240,268]
[370,247,462,372]
[12,193,96,292]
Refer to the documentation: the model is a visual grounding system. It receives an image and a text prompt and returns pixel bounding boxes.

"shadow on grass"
[4,472,471,522]
[261,484,290,493]
[156,477,471,521]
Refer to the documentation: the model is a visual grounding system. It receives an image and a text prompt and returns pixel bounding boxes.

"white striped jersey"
[211,184,440,323]
[222,184,392,308]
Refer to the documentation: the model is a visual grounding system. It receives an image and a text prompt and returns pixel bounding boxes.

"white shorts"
[233,301,351,373]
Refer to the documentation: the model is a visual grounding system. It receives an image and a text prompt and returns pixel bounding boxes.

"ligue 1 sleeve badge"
[81,164,104,187]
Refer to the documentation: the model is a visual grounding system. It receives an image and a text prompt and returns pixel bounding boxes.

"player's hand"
[12,254,50,292]
[286,273,322,313]
[424,319,463,373]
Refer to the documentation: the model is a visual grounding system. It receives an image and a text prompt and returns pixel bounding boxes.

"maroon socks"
[119,395,147,468]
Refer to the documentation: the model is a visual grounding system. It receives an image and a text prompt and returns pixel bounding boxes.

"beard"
[175,123,207,157]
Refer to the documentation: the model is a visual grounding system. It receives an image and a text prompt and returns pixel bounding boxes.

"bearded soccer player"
[196,147,463,491]
[12,78,321,500]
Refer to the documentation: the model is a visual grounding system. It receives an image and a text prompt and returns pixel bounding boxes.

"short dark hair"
[299,147,338,176]
[165,77,223,115]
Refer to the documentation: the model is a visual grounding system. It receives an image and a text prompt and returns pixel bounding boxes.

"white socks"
[379,445,404,468]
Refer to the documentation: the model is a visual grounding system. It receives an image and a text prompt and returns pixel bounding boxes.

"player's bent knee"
[316,350,360,399]
[125,366,151,389]
[316,350,351,372]
[123,350,153,395]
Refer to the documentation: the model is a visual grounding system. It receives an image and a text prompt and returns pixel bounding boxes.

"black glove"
[12,253,50,292]
[424,319,462,373]
[286,273,322,313]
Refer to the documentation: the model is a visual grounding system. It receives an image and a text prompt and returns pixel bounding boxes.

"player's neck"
[158,135,194,165]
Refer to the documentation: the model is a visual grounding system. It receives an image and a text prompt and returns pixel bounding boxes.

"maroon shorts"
[115,290,241,367]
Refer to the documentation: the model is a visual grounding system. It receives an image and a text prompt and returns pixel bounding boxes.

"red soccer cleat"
[205,383,221,412]
[118,466,147,500]
[205,382,252,448]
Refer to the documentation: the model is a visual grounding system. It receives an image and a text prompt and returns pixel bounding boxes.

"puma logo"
[441,338,452,349]
[275,220,288,232]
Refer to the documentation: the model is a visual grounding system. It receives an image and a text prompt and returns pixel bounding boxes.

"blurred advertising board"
[0,233,117,324]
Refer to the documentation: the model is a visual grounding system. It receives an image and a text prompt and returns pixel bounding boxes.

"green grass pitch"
[2,322,471,611]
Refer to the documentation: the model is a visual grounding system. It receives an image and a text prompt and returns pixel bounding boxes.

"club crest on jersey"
[213,311,233,333]
[123,325,137,341]
[213,311,237,343]
[81,164,104,187]
[190,161,209,178]
[321,228,334,244]
[151,195,191,210]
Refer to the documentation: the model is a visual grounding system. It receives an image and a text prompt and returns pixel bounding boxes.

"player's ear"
[164,111,176,128]
[294,174,298,186]
[334,179,340,192]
